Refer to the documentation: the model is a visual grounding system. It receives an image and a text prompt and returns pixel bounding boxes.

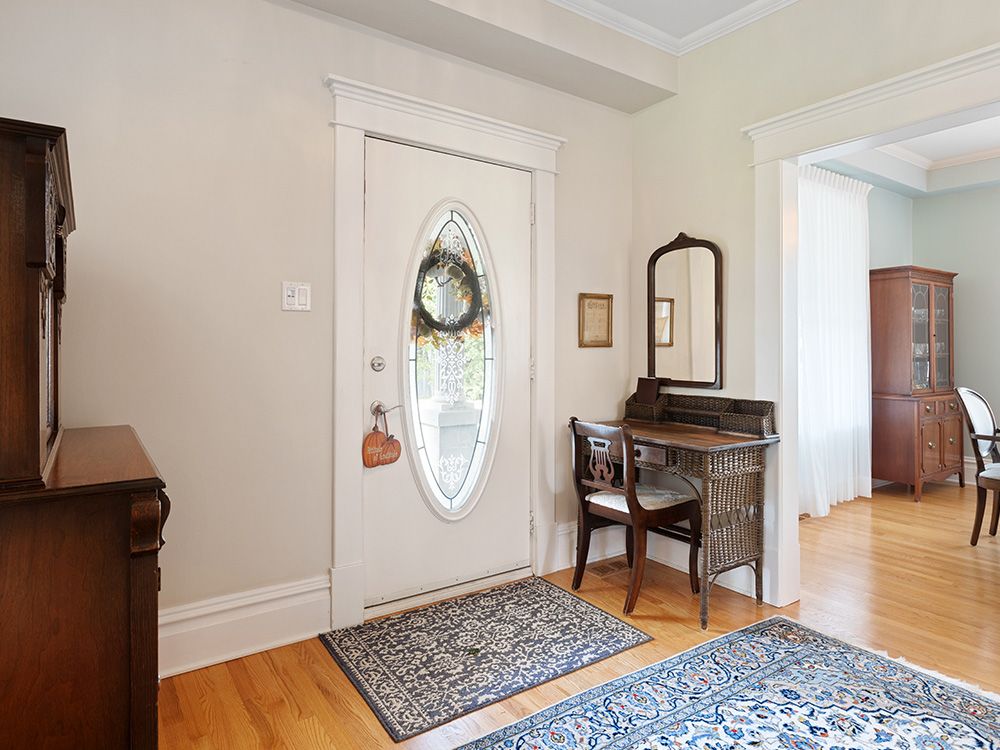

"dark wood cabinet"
[0,119,167,749]
[871,266,961,501]
[0,118,74,490]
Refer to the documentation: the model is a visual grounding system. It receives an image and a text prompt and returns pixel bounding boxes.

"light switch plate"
[282,281,311,312]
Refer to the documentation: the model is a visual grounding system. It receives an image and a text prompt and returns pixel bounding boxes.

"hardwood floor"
[159,482,1000,749]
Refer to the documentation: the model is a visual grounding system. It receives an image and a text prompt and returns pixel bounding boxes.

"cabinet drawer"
[941,398,960,416]
[920,399,937,418]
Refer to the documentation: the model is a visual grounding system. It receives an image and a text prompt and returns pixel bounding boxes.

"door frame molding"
[742,42,1000,608]
[325,75,565,628]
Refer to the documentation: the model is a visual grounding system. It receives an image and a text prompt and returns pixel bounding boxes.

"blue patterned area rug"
[319,577,650,741]
[462,617,1000,749]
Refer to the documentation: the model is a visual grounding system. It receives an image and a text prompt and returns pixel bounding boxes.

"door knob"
[370,356,386,372]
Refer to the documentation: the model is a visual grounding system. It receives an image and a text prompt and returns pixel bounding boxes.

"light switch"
[282,281,311,312]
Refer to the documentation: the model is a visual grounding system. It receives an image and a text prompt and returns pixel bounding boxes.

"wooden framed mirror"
[647,232,722,389]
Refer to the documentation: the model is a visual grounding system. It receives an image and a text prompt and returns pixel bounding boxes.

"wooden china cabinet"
[0,118,168,748]
[871,266,960,501]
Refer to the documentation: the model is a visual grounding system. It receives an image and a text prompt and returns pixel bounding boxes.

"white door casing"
[362,138,532,607]
[326,76,564,628]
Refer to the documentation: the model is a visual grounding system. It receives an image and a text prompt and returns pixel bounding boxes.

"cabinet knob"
[928,441,936,449]
[949,402,957,410]
[925,405,932,413]
[634,448,642,458]
[949,437,956,445]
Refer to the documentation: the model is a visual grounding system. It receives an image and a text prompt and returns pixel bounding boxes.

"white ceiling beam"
[297,0,678,112]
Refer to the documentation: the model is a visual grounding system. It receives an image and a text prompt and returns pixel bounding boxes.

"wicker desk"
[599,420,780,629]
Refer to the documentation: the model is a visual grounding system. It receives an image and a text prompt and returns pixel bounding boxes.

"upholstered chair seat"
[587,485,694,514]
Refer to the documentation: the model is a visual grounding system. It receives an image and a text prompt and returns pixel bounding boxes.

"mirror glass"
[651,245,718,385]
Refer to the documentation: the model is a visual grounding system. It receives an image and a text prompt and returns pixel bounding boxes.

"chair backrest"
[568,417,640,515]
[955,387,998,468]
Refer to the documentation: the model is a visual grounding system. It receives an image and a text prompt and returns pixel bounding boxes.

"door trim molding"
[325,76,565,173]
[326,77,565,629]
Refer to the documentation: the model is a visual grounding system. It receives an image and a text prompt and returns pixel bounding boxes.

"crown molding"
[930,144,1000,170]
[743,43,1000,142]
[546,0,799,56]
[876,143,933,170]
[676,0,800,54]
[544,0,680,54]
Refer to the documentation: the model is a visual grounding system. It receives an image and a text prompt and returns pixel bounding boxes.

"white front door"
[362,137,532,609]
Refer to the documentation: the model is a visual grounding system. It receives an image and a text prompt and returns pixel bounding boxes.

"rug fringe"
[763,614,1000,703]
[874,651,1000,703]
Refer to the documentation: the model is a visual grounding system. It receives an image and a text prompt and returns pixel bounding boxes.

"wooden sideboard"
[0,426,169,749]
[871,266,961,501]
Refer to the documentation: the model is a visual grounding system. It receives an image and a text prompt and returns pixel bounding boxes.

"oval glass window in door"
[407,208,496,514]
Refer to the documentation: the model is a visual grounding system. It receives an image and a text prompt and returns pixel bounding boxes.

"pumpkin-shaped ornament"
[362,411,402,468]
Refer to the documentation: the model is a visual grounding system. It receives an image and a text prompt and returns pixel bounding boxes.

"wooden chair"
[955,387,1000,545]
[569,417,701,614]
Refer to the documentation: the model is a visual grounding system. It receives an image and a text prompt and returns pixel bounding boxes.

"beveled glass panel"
[934,286,950,389]
[912,283,930,391]
[408,209,495,512]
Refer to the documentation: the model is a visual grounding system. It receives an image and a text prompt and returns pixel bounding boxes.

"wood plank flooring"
[159,482,1000,749]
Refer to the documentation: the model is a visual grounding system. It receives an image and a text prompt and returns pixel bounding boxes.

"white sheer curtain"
[797,165,873,517]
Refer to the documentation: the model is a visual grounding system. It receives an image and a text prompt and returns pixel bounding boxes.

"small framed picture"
[578,293,613,348]
[654,297,674,347]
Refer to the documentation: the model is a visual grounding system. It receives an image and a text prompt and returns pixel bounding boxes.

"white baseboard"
[554,521,756,600]
[158,575,331,678]
[944,457,978,485]
[554,521,627,571]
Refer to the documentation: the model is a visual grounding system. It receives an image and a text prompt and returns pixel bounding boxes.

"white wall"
[869,187,913,268]
[630,0,1000,396]
[914,185,1000,433]
[0,0,632,611]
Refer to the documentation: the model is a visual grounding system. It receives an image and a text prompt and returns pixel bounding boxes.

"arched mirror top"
[646,232,722,390]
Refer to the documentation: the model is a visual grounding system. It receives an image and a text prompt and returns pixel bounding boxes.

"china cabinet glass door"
[911,283,930,391]
[933,285,951,389]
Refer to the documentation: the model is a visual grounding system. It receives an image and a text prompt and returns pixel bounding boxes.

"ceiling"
[888,115,1000,168]
[821,113,1000,197]
[546,0,799,53]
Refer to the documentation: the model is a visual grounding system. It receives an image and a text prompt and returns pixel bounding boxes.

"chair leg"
[625,527,634,568]
[990,490,1000,537]
[572,512,592,590]
[958,470,966,488]
[688,508,701,595]
[971,487,987,546]
[623,525,647,615]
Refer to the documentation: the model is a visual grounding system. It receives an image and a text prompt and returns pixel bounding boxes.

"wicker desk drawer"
[634,444,667,466]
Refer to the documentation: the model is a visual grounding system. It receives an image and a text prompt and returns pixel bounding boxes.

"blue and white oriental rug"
[461,616,999,749]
